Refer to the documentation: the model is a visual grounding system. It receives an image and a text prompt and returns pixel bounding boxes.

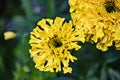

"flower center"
[49,35,63,48]
[52,39,62,48]
[104,0,116,13]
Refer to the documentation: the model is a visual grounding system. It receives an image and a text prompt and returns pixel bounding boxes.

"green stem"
[47,0,55,18]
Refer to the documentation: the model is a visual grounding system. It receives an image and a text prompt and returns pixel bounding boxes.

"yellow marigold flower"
[69,0,120,51]
[4,31,16,40]
[96,0,120,19]
[29,17,83,74]
[93,0,120,51]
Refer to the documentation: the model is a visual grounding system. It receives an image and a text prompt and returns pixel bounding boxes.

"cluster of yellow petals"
[69,0,120,51]
[29,17,84,74]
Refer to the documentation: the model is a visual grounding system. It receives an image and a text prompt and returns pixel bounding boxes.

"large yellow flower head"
[29,17,84,74]
[69,0,120,51]
[95,0,120,50]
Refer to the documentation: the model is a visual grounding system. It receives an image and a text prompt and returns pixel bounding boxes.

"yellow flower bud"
[4,31,16,40]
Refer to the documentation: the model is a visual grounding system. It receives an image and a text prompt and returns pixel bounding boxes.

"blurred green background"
[0,0,120,80]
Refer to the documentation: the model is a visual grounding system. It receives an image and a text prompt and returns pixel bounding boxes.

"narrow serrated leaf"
[100,66,107,80]
[87,63,99,77]
[108,68,120,79]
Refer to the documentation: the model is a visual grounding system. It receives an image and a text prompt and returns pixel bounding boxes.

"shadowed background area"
[0,0,120,80]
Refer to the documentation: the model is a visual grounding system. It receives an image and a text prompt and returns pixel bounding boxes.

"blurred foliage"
[0,0,120,80]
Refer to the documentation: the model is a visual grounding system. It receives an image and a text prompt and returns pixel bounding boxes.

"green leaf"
[108,68,120,80]
[100,66,107,80]
[105,57,118,64]
[87,63,99,77]
[59,0,68,12]
[104,53,119,64]
[0,19,4,35]
[11,15,27,34]
[47,0,55,18]
[21,0,33,19]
